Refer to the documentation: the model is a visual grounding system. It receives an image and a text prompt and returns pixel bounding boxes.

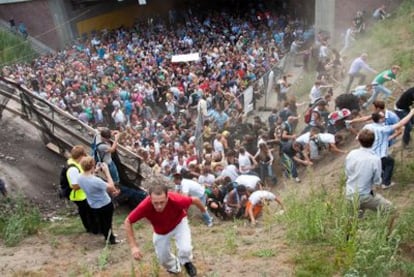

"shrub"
[0,31,37,65]
[0,195,42,246]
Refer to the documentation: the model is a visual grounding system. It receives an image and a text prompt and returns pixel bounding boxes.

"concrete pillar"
[47,0,74,49]
[315,0,335,41]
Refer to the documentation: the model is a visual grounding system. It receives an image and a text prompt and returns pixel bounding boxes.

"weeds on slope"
[0,194,42,246]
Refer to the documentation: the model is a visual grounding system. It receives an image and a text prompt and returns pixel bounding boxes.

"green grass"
[0,30,37,66]
[46,217,85,236]
[0,194,42,246]
[251,248,276,257]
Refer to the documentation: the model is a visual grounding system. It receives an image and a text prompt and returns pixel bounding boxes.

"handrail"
[0,76,152,189]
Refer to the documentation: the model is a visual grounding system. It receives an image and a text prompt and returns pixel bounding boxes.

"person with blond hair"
[66,145,95,234]
[78,156,120,244]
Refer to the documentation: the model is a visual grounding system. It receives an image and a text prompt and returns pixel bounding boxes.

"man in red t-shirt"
[125,183,209,276]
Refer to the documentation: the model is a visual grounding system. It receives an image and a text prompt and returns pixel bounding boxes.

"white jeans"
[152,217,193,273]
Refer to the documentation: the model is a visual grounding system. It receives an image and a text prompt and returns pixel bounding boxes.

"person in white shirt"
[213,134,224,155]
[219,164,239,181]
[238,147,258,175]
[198,166,215,190]
[245,190,285,225]
[309,81,332,105]
[235,174,263,192]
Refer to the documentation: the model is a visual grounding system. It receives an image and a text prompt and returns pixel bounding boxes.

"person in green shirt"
[363,65,403,109]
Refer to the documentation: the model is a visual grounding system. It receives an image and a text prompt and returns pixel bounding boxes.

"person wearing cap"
[345,53,377,93]
[172,173,213,227]
[245,190,285,226]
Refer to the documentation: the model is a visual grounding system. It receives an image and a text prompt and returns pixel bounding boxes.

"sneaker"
[109,238,123,245]
[295,177,301,183]
[184,262,197,277]
[381,182,396,190]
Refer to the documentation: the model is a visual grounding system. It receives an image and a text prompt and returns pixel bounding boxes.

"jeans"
[108,161,120,184]
[345,72,366,93]
[381,156,395,186]
[395,109,413,145]
[259,162,277,184]
[153,217,192,273]
[364,84,392,108]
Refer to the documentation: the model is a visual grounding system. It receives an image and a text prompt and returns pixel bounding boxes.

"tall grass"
[0,30,37,66]
[279,176,409,276]
[0,195,42,246]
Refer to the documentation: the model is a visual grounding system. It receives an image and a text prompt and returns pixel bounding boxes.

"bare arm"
[247,203,256,225]
[274,196,285,211]
[348,114,371,124]
[392,109,414,130]
[124,218,143,260]
[293,154,313,166]
[328,143,346,154]
[192,197,208,213]
[108,132,120,153]
[101,163,119,195]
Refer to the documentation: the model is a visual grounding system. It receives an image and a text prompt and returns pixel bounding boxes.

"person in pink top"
[124,183,208,276]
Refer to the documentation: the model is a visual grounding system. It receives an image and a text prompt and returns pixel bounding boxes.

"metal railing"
[0,77,154,189]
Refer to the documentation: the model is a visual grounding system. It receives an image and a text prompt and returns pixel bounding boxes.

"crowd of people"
[1,2,413,275]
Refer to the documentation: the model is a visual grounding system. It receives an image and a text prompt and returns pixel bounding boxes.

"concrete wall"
[315,0,336,38]
[0,0,60,49]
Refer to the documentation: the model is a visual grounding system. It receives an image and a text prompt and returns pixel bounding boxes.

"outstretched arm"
[392,109,414,130]
[124,218,143,261]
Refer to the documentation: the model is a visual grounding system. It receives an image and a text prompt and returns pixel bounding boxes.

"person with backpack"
[94,127,121,185]
[66,145,97,234]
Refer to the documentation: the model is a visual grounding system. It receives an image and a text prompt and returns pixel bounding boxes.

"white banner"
[171,53,200,63]
[243,86,254,114]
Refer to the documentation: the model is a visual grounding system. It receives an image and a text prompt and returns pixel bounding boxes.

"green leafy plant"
[0,194,42,246]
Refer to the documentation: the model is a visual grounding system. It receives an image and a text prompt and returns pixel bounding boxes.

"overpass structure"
[0,0,402,50]
[0,76,160,191]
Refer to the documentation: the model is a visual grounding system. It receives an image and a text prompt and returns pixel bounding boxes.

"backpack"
[304,107,313,124]
[304,99,324,124]
[91,136,104,163]
[59,164,78,199]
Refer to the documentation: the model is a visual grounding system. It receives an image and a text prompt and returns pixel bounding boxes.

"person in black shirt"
[280,140,313,183]
[395,87,414,146]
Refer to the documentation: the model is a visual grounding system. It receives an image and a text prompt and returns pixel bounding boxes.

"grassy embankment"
[0,30,37,66]
[1,1,414,275]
